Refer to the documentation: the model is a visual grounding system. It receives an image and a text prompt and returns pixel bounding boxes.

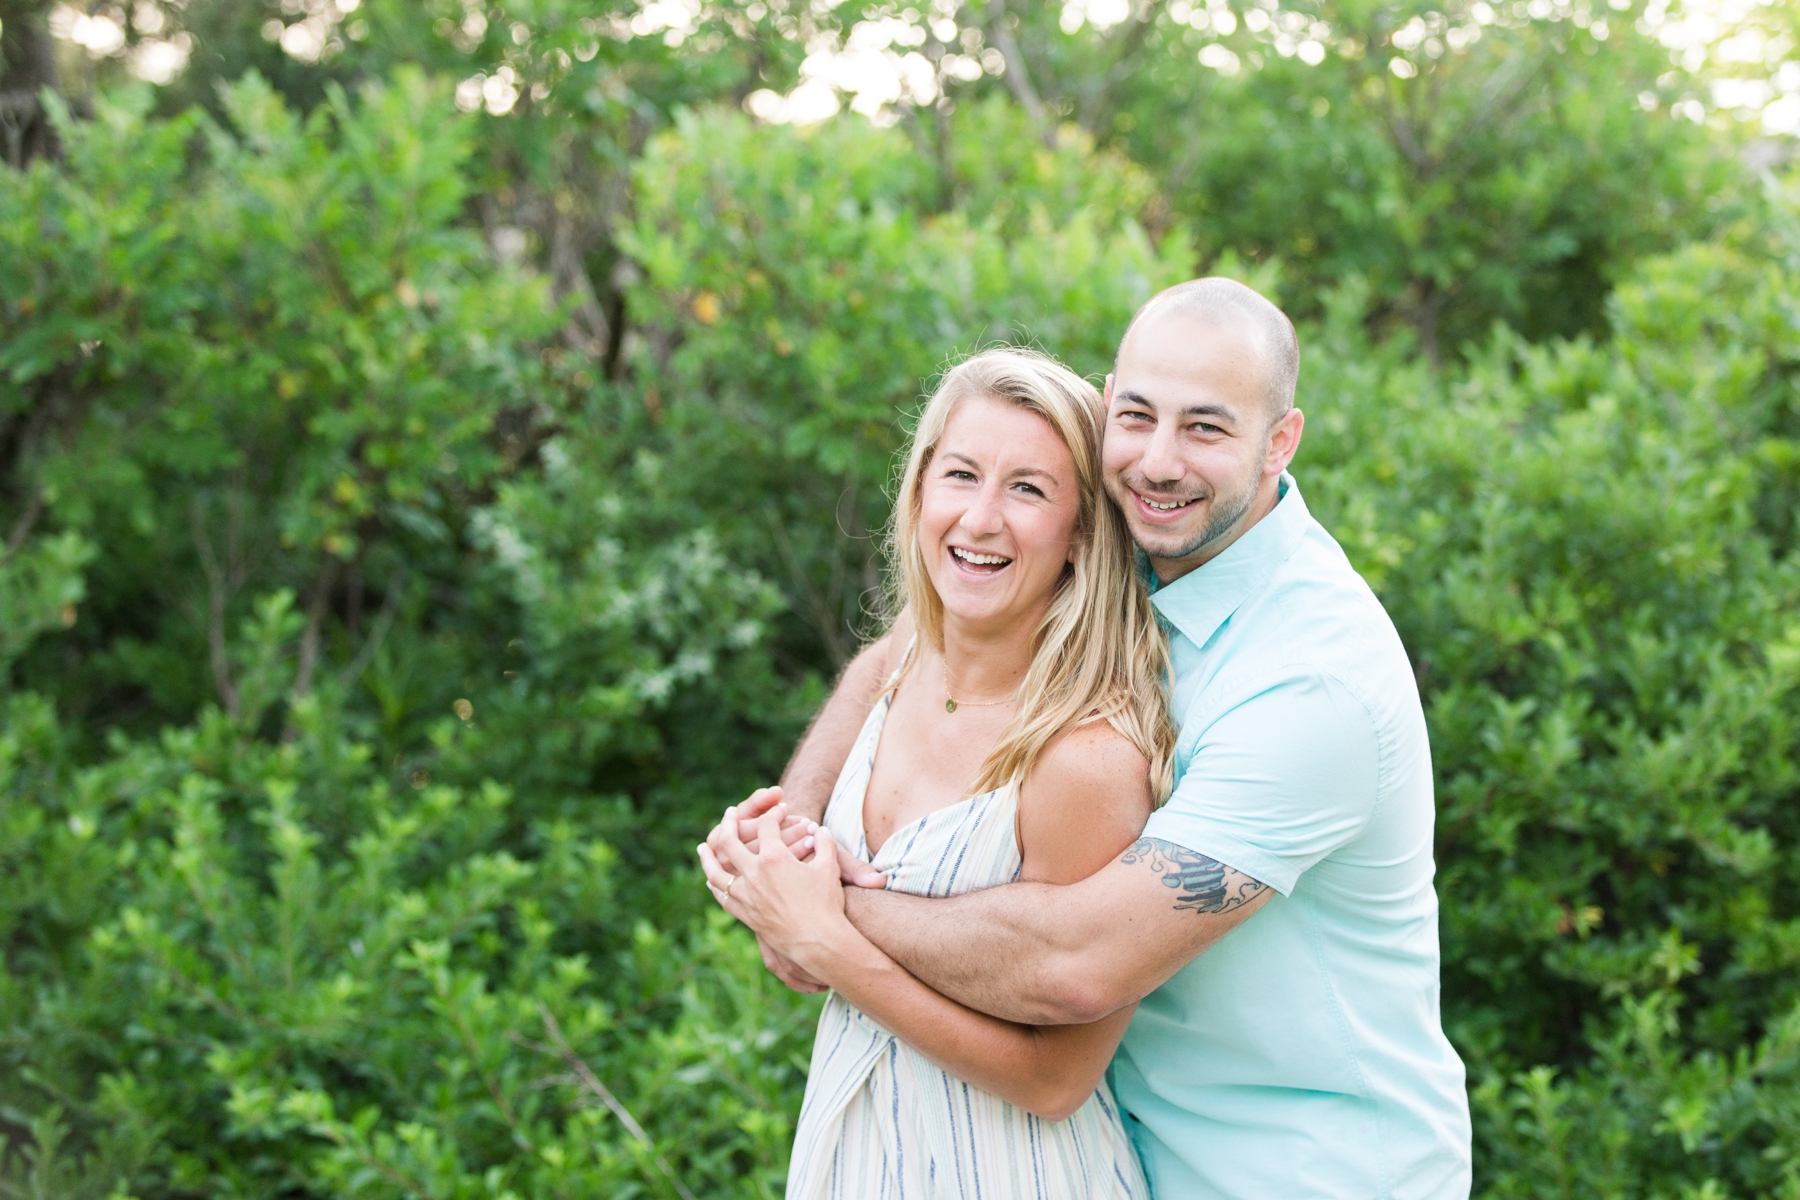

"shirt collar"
[1148,472,1311,651]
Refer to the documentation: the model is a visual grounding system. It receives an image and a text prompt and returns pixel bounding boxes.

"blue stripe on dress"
[950,794,994,892]
[963,1081,984,1200]
[784,688,1150,1200]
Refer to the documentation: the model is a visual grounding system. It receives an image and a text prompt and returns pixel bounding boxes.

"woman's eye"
[1014,483,1045,498]
[947,469,976,481]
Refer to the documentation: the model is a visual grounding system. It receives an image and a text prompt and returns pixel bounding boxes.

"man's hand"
[708,788,810,859]
[701,806,853,974]
[705,787,887,888]
[700,789,886,996]
[708,632,897,994]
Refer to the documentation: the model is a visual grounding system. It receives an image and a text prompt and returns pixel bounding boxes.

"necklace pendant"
[945,698,957,713]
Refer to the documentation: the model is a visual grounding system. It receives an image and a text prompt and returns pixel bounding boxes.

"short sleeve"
[1142,668,1380,896]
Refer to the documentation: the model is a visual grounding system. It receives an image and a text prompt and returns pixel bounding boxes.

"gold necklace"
[942,660,1019,714]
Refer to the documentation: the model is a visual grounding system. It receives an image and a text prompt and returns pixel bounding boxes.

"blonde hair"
[883,348,1175,801]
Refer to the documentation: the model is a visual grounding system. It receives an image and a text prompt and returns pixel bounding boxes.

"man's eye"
[1192,422,1222,435]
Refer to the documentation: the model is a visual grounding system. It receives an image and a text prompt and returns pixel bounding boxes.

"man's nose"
[1137,422,1186,486]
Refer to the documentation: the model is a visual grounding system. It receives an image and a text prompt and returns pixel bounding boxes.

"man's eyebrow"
[1112,390,1239,424]
[942,451,1055,480]
[1182,404,1237,423]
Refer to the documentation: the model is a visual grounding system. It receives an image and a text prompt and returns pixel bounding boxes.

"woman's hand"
[703,787,888,887]
[699,789,884,995]
[697,804,860,984]
[707,787,811,855]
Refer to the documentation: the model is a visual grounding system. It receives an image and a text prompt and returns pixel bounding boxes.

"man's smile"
[1129,489,1203,521]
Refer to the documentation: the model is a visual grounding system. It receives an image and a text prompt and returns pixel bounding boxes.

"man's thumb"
[831,837,887,889]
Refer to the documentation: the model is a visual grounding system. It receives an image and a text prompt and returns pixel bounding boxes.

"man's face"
[1102,311,1302,582]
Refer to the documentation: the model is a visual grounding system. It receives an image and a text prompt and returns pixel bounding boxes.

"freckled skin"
[917,395,1082,642]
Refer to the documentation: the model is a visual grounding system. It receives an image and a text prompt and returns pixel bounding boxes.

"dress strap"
[883,633,919,690]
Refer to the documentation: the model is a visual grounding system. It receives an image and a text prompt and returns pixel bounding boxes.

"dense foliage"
[2,1,1797,1196]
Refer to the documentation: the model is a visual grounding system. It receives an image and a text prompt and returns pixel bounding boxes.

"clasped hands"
[697,786,887,995]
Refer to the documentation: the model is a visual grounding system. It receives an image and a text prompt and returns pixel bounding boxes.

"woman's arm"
[1015,721,1156,887]
[705,808,1131,1120]
[700,723,1154,1121]
[797,904,1133,1122]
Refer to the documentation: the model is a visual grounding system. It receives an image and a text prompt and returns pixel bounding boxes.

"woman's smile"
[919,394,1080,632]
[948,545,1014,575]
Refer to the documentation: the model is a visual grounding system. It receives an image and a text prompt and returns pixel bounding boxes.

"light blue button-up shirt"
[1111,474,1472,1199]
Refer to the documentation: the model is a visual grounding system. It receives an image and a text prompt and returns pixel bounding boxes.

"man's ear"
[1265,407,1305,476]
[1103,373,1115,406]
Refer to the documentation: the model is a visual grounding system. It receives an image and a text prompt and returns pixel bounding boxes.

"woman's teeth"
[951,547,1011,567]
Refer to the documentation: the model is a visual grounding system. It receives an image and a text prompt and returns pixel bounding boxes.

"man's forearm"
[843,884,1106,1025]
[779,638,888,821]
[846,838,1276,1025]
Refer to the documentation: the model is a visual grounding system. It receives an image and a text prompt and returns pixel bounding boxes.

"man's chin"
[1128,520,1212,563]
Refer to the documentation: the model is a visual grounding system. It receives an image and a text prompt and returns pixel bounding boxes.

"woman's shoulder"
[841,611,917,703]
[1017,721,1154,883]
[1032,720,1152,792]
[880,610,917,679]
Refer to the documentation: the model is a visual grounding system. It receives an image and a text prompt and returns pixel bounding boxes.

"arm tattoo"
[1120,838,1271,915]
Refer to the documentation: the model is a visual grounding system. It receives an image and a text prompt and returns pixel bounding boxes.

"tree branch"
[444,1000,535,1153]
[985,0,1053,143]
[1078,0,1167,134]
[190,497,241,719]
[515,1004,698,1200]
[338,564,405,692]
[291,554,339,701]
[0,488,43,563]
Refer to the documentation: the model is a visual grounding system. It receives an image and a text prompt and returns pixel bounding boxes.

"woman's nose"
[960,485,1006,534]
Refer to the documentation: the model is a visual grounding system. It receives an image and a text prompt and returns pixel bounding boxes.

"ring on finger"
[723,875,739,901]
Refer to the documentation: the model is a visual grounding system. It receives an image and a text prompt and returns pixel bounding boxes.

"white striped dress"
[786,690,1150,1200]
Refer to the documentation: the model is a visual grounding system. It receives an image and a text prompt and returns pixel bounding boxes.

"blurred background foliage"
[1,0,1798,1196]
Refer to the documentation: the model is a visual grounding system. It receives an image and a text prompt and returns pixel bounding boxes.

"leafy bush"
[1,40,1794,1200]
[0,77,1190,1198]
[1298,244,1800,1197]
[0,75,816,1199]
[617,105,1192,656]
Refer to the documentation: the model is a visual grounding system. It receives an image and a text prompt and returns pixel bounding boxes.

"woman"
[698,348,1174,1199]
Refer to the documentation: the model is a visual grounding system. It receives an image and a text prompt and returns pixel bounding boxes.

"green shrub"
[0,62,1794,1200]
[1298,244,1800,1197]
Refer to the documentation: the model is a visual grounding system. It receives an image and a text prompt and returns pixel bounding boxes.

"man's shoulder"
[1175,531,1419,739]
[1272,516,1390,611]
[1262,524,1409,676]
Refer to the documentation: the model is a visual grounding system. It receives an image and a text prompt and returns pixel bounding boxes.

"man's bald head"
[1119,278,1300,421]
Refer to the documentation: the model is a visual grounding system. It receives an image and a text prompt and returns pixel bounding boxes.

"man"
[716,279,1472,1197]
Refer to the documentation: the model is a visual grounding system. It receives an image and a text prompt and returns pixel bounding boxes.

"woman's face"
[918,394,1083,636]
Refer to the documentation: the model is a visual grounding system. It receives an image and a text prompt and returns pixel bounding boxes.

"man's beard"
[1120,466,1260,563]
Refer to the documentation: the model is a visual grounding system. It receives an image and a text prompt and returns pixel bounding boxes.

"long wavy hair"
[882,347,1175,801]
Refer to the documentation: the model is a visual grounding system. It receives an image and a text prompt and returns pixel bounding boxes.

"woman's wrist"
[787,909,874,990]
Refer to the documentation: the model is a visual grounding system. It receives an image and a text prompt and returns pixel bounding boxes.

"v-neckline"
[853,693,991,864]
